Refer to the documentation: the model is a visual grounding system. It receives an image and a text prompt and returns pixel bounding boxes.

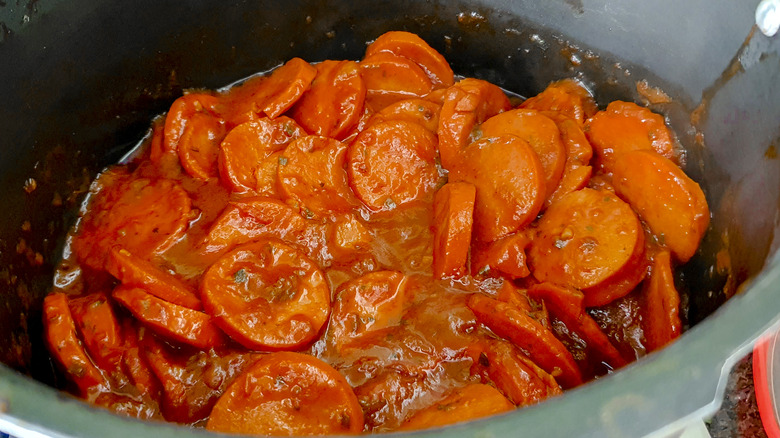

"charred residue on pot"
[685,24,780,318]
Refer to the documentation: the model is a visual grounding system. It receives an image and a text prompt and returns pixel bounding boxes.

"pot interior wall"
[0,0,777,432]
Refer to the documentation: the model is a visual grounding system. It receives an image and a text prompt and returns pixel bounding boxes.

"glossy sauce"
[43,31,708,434]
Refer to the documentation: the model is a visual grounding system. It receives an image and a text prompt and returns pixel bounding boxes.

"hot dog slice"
[360,52,434,111]
[467,339,562,407]
[163,93,221,153]
[69,292,123,374]
[178,112,227,180]
[528,282,627,370]
[327,271,406,352]
[540,111,593,207]
[200,197,309,255]
[142,334,258,424]
[471,231,532,279]
[72,171,191,270]
[370,98,441,133]
[223,57,317,122]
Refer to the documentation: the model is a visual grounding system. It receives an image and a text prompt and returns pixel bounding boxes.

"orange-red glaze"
[45,31,707,435]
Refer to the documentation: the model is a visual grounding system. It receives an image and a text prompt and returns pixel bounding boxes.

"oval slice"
[219,117,306,193]
[612,150,709,263]
[106,247,201,310]
[527,282,627,370]
[142,334,258,424]
[371,98,441,133]
[291,60,366,140]
[200,197,308,255]
[43,293,106,396]
[539,111,593,207]
[201,239,330,350]
[584,101,675,172]
[397,384,514,431]
[467,339,562,406]
[437,78,512,169]
[519,79,597,125]
[121,323,161,402]
[471,231,532,279]
[327,271,407,352]
[468,293,582,389]
[347,120,439,212]
[207,352,364,435]
[112,286,225,349]
[360,51,434,111]
[642,250,683,352]
[163,93,221,153]
[365,31,454,88]
[528,188,646,306]
[72,172,191,270]
[69,292,124,374]
[432,182,476,279]
[225,57,317,122]
[479,109,567,198]
[449,135,545,242]
[278,135,356,216]
[178,112,228,180]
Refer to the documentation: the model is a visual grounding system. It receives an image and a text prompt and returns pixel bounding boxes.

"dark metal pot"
[0,0,778,436]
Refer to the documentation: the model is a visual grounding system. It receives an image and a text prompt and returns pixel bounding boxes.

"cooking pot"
[0,0,778,437]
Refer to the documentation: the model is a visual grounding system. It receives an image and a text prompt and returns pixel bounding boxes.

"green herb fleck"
[233,269,248,284]
[278,156,288,166]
